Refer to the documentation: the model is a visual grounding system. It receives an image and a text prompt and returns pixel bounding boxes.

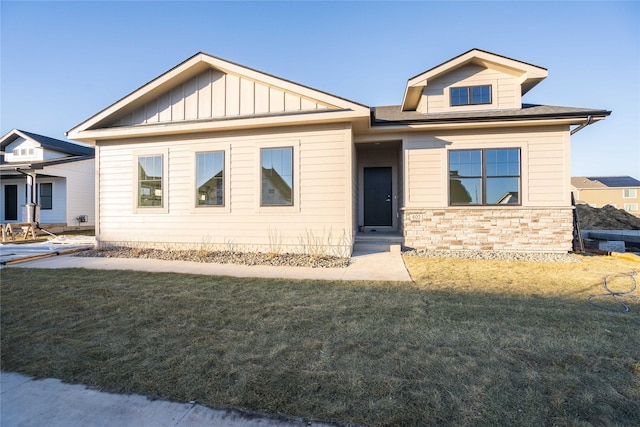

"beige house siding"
[417,64,521,114]
[111,69,333,128]
[402,126,572,252]
[404,126,570,209]
[96,124,353,256]
[573,188,640,216]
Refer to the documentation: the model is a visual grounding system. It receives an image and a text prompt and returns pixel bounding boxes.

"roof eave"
[371,113,610,131]
[69,109,369,143]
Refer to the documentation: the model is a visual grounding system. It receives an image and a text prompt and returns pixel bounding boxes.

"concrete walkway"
[4,248,413,282]
[0,372,335,427]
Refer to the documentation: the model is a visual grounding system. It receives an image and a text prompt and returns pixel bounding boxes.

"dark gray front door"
[364,167,392,227]
[4,185,18,221]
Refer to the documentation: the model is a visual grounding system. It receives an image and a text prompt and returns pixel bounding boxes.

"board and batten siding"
[417,64,521,114]
[96,124,354,256]
[404,126,571,208]
[111,69,333,128]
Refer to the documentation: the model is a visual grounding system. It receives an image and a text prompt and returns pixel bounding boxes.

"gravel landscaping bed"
[403,248,580,262]
[76,247,350,268]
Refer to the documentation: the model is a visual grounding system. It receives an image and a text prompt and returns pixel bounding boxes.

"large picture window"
[39,183,52,210]
[261,147,293,206]
[449,148,520,205]
[196,151,224,206]
[137,155,163,207]
[450,85,492,106]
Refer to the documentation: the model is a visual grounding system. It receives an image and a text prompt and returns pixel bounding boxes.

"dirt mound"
[576,204,640,230]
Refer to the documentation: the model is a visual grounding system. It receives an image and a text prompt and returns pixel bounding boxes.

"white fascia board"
[69,110,368,143]
[369,117,597,134]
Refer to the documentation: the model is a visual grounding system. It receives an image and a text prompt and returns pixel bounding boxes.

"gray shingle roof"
[372,104,611,126]
[18,130,94,157]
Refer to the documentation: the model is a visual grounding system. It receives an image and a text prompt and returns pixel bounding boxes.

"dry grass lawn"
[1,253,639,426]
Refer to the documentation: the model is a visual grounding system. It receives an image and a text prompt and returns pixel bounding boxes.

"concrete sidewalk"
[0,371,335,427]
[4,248,412,282]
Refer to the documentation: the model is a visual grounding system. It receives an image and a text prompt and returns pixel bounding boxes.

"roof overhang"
[369,116,608,134]
[401,49,548,111]
[0,155,94,173]
[68,109,368,144]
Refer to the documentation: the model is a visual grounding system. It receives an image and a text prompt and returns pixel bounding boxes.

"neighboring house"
[0,129,95,230]
[571,176,640,216]
[67,49,610,256]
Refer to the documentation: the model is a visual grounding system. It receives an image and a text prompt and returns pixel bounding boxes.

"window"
[623,189,637,198]
[450,85,492,106]
[137,155,163,207]
[196,151,224,206]
[624,203,638,212]
[261,147,293,206]
[449,148,521,205]
[39,183,52,210]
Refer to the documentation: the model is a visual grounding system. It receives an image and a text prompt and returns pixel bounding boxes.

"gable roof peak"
[1,128,94,158]
[67,51,370,142]
[402,49,548,111]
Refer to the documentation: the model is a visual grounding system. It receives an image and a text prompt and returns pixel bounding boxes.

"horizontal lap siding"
[97,125,352,255]
[404,126,571,209]
[43,159,95,226]
[527,131,568,204]
[419,64,521,113]
[406,138,442,205]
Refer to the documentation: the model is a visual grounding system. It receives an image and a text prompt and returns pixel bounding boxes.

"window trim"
[192,145,231,213]
[623,188,637,198]
[624,203,638,212]
[133,149,169,214]
[450,84,492,107]
[39,182,53,210]
[448,148,522,206]
[255,140,300,213]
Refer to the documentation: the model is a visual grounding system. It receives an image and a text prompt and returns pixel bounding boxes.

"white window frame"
[192,144,231,214]
[624,203,638,212]
[255,139,300,213]
[623,188,637,198]
[133,148,169,214]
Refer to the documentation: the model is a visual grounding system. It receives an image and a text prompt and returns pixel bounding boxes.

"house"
[0,129,95,231]
[571,176,640,216]
[66,49,610,256]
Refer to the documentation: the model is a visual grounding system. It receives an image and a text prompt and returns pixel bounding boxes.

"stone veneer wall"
[403,208,574,253]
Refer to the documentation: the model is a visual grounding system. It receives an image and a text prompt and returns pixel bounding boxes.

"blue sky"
[1,1,638,178]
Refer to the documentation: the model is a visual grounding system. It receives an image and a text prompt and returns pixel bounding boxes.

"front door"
[364,167,392,227]
[4,185,18,221]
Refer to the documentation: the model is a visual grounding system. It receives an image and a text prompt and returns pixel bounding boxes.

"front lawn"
[1,254,639,426]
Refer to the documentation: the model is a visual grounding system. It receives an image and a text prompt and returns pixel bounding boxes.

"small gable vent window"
[450,85,492,106]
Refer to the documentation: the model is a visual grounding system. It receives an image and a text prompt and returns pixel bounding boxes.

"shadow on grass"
[1,268,639,426]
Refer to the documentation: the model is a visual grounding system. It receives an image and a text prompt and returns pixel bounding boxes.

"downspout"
[15,168,37,223]
[570,115,594,135]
